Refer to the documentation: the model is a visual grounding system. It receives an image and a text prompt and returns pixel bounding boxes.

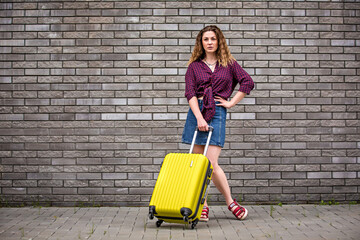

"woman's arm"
[188,96,209,131]
[215,91,246,109]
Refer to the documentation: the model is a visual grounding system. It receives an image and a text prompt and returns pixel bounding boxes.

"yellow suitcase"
[149,127,214,229]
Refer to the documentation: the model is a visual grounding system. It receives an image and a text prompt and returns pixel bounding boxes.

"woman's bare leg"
[193,144,246,219]
[193,144,233,206]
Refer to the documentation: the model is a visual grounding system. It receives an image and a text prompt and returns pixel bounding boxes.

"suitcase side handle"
[189,126,214,156]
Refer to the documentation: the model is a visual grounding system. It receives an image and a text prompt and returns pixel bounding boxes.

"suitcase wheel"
[148,206,156,220]
[156,220,163,227]
[191,222,196,229]
[191,219,199,229]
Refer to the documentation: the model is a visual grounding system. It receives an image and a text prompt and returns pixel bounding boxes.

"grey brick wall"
[0,0,359,206]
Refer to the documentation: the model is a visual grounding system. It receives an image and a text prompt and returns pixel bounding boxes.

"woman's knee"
[192,144,204,154]
[206,147,221,170]
[210,162,221,175]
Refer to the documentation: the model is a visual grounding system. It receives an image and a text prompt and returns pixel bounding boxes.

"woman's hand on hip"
[215,96,233,109]
[197,117,209,132]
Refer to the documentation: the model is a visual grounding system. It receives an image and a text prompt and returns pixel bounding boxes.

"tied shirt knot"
[201,76,216,122]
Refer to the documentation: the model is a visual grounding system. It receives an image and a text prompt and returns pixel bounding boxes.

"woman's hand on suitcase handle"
[197,117,209,132]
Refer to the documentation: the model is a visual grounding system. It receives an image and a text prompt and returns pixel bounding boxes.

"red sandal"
[228,199,248,220]
[199,206,209,222]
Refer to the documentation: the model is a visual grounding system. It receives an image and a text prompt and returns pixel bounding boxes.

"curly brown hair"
[188,25,235,67]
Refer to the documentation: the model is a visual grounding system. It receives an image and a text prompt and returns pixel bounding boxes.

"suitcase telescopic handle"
[189,126,214,156]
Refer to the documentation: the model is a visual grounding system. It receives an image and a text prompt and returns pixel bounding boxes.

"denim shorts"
[182,99,227,148]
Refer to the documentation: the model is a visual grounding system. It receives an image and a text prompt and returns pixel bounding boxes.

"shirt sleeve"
[184,63,197,101]
[231,61,254,95]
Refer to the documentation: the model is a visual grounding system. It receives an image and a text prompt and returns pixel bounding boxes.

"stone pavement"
[0,204,359,240]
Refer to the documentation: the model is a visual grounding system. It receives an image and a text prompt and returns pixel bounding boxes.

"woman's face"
[202,31,218,55]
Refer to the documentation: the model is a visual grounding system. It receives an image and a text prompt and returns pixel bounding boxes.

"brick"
[128,173,152,180]
[102,173,126,180]
[78,188,103,195]
[101,9,126,16]
[345,179,360,185]
[333,172,357,179]
[127,54,152,61]
[308,187,333,194]
[284,187,308,194]
[25,24,50,31]
[128,9,152,16]
[332,157,356,164]
[154,9,177,16]
[101,114,126,121]
[205,9,229,16]
[27,173,52,180]
[295,179,319,187]
[2,173,26,180]
[333,186,357,193]
[308,172,332,179]
[308,113,332,120]
[257,172,281,179]
[153,113,177,120]
[140,1,165,8]
[153,68,177,75]
[256,128,281,135]
[256,24,281,31]
[127,113,152,121]
[141,31,166,39]
[3,188,27,195]
[256,9,280,16]
[0,39,24,46]
[231,173,255,180]
[258,187,282,194]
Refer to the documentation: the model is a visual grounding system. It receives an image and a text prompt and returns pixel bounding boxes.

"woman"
[182,25,254,222]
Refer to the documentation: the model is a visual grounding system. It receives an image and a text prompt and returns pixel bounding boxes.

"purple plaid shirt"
[185,59,254,122]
